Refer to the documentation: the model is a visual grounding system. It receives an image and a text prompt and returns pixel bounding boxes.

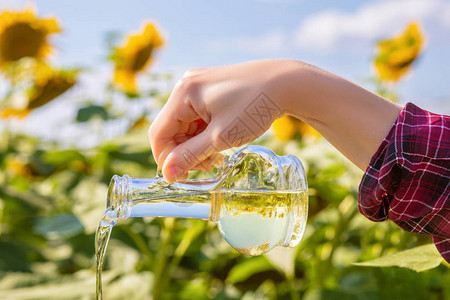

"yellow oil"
[95,210,116,300]
[95,189,307,298]
[210,190,307,255]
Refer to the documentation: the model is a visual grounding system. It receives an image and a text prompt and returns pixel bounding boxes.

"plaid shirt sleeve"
[358,102,450,263]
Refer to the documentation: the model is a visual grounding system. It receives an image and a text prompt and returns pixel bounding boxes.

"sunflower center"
[0,22,46,61]
[131,44,153,71]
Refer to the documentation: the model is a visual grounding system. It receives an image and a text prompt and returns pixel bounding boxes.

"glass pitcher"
[104,145,308,256]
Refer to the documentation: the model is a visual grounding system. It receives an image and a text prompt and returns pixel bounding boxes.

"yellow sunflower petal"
[0,7,61,65]
[373,22,425,82]
[298,121,321,138]
[113,69,137,94]
[272,115,299,141]
[27,66,77,110]
[112,22,164,93]
[129,115,150,131]
[6,157,32,177]
[0,107,30,119]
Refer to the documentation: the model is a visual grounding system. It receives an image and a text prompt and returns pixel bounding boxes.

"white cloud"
[208,30,288,55]
[208,0,450,56]
[294,0,450,51]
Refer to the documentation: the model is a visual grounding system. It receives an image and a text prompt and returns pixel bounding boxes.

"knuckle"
[182,69,195,78]
[182,149,201,166]
[183,68,205,78]
[176,77,198,94]
[211,129,226,149]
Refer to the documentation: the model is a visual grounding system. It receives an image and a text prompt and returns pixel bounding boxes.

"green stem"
[288,274,300,300]
[318,203,358,288]
[0,199,3,237]
[120,225,153,269]
[152,217,175,299]
[0,186,51,209]
[327,206,358,264]
[324,206,358,276]
[162,221,205,289]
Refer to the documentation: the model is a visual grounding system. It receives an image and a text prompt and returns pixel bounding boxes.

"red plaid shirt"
[359,102,450,263]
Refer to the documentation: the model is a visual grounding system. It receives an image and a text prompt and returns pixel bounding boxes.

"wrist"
[267,59,315,117]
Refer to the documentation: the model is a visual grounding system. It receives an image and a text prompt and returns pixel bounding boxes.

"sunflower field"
[0,6,449,300]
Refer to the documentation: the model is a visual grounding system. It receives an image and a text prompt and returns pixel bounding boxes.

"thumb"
[162,129,221,182]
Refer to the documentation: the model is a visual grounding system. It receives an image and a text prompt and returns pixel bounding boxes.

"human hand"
[148,60,297,181]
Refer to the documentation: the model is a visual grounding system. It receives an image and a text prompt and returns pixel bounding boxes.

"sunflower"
[374,22,424,82]
[0,65,77,119]
[0,107,30,119]
[272,115,320,141]
[0,7,61,66]
[112,22,164,94]
[129,114,150,131]
[28,65,77,109]
[6,157,32,177]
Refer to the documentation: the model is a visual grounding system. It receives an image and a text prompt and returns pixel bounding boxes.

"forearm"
[272,60,402,170]
[149,59,402,181]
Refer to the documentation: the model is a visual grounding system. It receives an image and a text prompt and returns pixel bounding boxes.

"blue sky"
[2,0,450,115]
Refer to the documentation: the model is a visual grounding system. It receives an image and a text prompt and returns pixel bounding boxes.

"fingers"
[156,140,176,174]
[161,128,224,182]
[149,77,207,165]
[192,153,225,172]
[173,119,208,144]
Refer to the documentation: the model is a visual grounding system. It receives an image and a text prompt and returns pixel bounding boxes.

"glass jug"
[103,145,308,256]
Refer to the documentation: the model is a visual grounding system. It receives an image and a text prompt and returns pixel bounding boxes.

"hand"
[148,60,295,181]
[149,59,402,182]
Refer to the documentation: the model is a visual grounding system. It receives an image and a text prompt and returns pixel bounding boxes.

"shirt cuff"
[358,102,450,263]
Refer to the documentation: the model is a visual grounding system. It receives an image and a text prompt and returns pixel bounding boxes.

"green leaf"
[0,242,32,272]
[227,256,273,284]
[76,105,108,122]
[178,277,210,300]
[148,88,159,97]
[320,164,346,178]
[253,280,277,300]
[353,244,443,272]
[304,288,359,300]
[43,149,85,166]
[35,213,84,239]
[124,91,139,99]
[99,127,149,153]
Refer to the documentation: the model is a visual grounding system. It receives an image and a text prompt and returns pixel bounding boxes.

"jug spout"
[105,145,309,256]
[107,174,217,221]
[106,174,133,220]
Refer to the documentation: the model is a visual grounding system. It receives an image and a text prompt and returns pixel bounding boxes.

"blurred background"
[0,0,449,299]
